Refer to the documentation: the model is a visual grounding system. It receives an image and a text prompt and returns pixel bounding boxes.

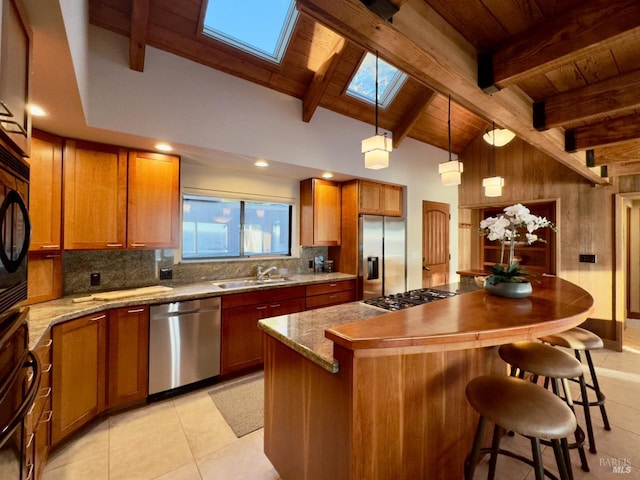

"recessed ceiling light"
[28,104,47,116]
[155,143,173,152]
[255,160,269,167]
[322,172,334,179]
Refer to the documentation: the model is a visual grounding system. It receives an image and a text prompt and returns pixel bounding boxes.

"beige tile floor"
[43,320,640,479]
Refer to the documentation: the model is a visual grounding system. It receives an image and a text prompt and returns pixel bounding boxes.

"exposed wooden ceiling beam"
[392,89,435,148]
[129,0,150,72]
[478,0,640,91]
[593,140,640,166]
[534,69,640,130]
[295,0,607,185]
[302,36,346,122]
[606,160,640,177]
[565,113,640,152]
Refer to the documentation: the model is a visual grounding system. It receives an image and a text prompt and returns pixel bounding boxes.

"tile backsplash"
[62,247,329,295]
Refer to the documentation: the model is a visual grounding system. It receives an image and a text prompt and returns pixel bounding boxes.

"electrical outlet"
[159,268,173,280]
[90,272,101,286]
[579,254,597,263]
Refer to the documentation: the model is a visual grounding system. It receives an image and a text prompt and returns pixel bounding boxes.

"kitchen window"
[182,195,292,259]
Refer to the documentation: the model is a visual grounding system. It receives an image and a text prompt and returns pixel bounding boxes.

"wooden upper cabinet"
[0,0,32,157]
[29,130,62,251]
[300,178,341,246]
[63,140,128,250]
[127,151,180,249]
[358,180,403,217]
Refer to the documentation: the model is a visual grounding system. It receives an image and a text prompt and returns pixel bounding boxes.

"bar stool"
[540,327,611,453]
[465,375,575,480]
[498,341,590,474]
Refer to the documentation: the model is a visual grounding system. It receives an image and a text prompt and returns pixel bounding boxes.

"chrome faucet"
[256,265,278,282]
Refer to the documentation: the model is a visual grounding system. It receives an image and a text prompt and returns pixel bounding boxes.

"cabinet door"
[51,312,107,445]
[382,184,403,217]
[358,180,383,214]
[127,151,180,249]
[300,178,341,246]
[221,297,305,374]
[107,305,149,408]
[63,140,127,250]
[221,304,264,374]
[29,131,62,251]
[0,0,31,157]
[26,252,62,305]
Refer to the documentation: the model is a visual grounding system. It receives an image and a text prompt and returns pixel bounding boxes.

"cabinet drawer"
[305,290,355,310]
[222,286,305,309]
[305,280,354,297]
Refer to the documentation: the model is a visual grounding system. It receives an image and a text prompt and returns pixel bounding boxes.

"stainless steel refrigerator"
[359,215,407,299]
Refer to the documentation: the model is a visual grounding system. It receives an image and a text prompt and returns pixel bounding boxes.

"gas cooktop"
[363,288,457,311]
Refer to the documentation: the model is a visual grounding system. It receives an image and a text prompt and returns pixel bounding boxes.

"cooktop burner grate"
[363,288,457,311]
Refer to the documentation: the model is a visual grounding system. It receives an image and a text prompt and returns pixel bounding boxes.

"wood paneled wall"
[458,136,619,322]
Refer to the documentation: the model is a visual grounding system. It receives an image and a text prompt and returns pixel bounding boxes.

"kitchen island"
[258,276,595,480]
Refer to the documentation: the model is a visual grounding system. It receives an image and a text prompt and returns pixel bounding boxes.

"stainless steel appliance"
[363,288,456,311]
[149,297,221,396]
[359,215,406,299]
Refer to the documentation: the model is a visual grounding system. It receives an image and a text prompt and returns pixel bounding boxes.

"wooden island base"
[264,336,504,480]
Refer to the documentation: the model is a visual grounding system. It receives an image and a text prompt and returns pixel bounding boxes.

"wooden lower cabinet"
[106,305,149,408]
[221,287,305,374]
[305,280,355,310]
[51,305,151,445]
[51,312,107,445]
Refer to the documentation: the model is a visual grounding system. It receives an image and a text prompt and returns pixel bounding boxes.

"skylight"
[202,0,298,64]
[346,52,407,109]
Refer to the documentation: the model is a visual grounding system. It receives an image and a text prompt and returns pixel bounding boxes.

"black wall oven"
[0,143,30,323]
[0,142,36,479]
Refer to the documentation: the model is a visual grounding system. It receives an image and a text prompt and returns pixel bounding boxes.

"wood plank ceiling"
[89,0,640,182]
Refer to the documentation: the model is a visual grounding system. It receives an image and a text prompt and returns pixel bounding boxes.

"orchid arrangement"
[479,203,556,284]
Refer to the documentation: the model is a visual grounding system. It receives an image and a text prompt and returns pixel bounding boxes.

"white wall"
[82,26,459,290]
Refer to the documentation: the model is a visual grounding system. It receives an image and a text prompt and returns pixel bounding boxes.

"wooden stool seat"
[465,375,575,480]
[466,375,577,439]
[540,327,604,351]
[499,341,583,379]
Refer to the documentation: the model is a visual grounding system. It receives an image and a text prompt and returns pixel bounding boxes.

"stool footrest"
[466,447,562,480]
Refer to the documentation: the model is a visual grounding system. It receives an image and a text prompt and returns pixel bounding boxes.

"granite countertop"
[258,303,390,372]
[25,272,355,349]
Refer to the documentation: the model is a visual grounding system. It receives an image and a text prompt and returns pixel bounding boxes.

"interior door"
[422,201,450,288]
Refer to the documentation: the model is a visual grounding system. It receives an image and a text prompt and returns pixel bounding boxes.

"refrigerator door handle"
[367,256,379,280]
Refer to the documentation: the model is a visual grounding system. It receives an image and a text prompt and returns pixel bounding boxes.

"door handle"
[423,266,431,271]
[367,256,379,280]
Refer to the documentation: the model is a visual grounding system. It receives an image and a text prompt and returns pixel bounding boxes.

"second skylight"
[346,52,407,109]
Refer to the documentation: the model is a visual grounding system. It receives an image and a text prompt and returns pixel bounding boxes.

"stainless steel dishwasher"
[148,297,221,395]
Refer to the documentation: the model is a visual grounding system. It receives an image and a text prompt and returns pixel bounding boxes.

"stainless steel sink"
[212,278,290,289]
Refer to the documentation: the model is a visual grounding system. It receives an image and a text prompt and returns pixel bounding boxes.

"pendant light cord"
[448,95,452,161]
[375,50,379,135]
[491,121,496,176]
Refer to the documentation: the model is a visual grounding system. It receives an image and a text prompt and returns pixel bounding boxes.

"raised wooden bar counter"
[258,277,594,480]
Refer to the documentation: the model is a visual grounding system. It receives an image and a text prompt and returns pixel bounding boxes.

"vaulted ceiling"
[89,0,640,184]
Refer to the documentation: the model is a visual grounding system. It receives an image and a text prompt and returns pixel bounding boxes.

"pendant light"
[438,95,463,185]
[483,121,504,197]
[482,128,515,147]
[362,51,391,170]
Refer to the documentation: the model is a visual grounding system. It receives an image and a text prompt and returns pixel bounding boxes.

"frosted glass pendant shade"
[362,134,392,170]
[483,129,515,147]
[438,160,463,186]
[482,176,505,197]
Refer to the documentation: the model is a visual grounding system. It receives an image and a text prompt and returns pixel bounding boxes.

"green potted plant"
[478,203,556,298]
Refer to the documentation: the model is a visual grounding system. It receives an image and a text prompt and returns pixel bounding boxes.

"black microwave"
[0,144,30,324]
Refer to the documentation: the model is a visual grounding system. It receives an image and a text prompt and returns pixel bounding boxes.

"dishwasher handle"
[150,297,221,318]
